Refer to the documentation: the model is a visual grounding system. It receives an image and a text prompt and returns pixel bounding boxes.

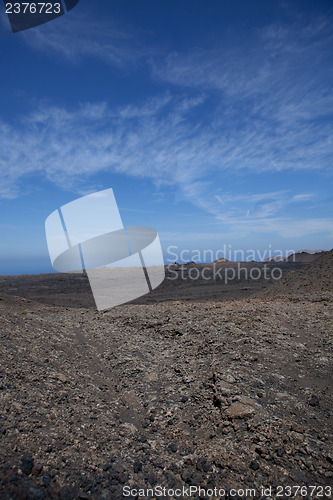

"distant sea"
[0,257,55,276]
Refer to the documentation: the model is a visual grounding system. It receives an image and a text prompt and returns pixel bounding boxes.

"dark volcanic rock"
[20,456,34,475]
[309,394,320,407]
[133,461,142,473]
[0,252,332,496]
[250,460,260,471]
[168,443,178,453]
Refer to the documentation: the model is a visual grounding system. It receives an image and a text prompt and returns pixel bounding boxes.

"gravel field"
[0,252,332,499]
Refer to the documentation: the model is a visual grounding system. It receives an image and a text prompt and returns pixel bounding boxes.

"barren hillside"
[0,255,332,498]
[263,249,333,301]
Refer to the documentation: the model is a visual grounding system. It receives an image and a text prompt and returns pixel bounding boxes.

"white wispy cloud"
[215,191,316,219]
[196,191,333,239]
[0,95,207,198]
[219,216,333,239]
[1,11,332,240]
[18,12,158,68]
[160,214,333,243]
[1,92,329,195]
[292,194,314,202]
[0,91,332,238]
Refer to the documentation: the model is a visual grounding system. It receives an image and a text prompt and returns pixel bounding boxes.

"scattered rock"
[196,458,212,473]
[168,443,177,453]
[31,464,43,475]
[309,394,320,407]
[0,253,332,496]
[250,460,260,471]
[20,456,34,475]
[133,461,142,473]
[225,403,256,419]
[215,380,240,397]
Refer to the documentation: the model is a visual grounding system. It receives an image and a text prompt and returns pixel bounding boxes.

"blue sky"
[0,0,332,274]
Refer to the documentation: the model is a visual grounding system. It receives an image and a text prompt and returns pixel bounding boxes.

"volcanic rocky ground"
[0,254,332,499]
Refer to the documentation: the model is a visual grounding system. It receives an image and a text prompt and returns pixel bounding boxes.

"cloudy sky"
[0,0,332,273]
